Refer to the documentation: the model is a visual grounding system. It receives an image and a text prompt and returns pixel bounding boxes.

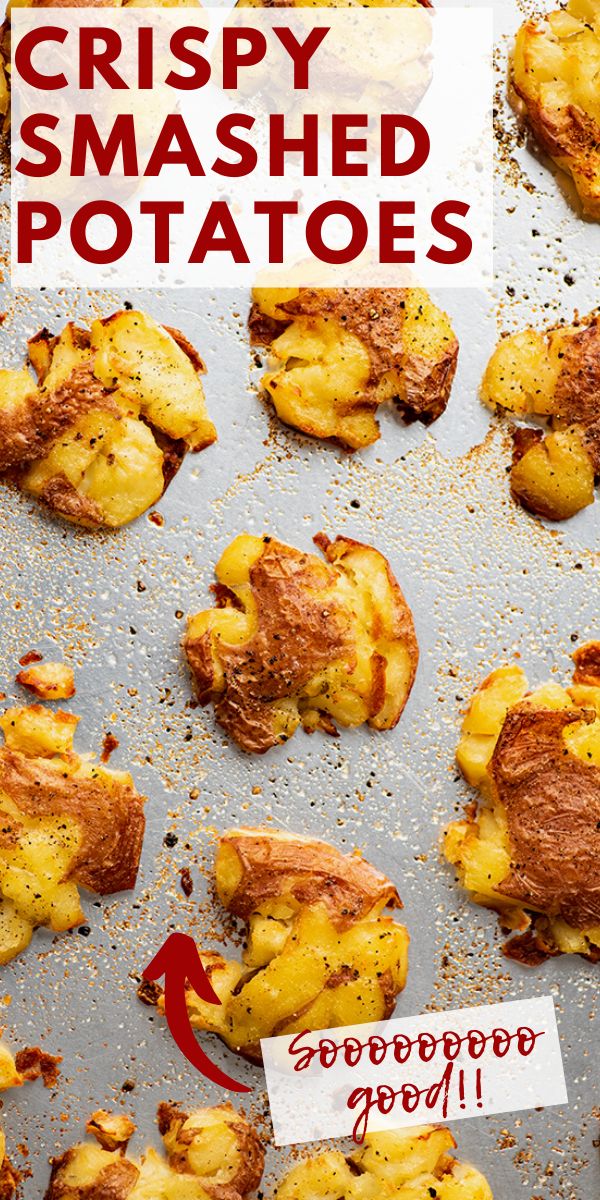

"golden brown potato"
[275,1126,493,1200]
[511,0,600,218]
[185,531,418,754]
[45,1103,264,1200]
[0,702,145,963]
[0,312,215,529]
[16,661,75,700]
[444,642,600,962]
[145,828,409,1063]
[249,288,458,450]
[0,1130,16,1200]
[482,312,600,521]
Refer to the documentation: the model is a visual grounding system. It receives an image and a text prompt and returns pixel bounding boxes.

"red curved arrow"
[143,931,251,1093]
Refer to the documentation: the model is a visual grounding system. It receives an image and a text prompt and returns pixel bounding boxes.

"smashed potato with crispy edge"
[143,828,409,1063]
[511,0,600,218]
[276,1125,492,1200]
[0,702,145,963]
[482,312,600,520]
[0,311,216,529]
[250,288,458,450]
[44,1102,264,1200]
[185,531,418,754]
[444,641,600,963]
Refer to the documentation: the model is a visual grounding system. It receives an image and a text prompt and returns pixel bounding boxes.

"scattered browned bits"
[100,732,120,763]
[151,827,408,1063]
[13,1047,61,1090]
[16,662,75,701]
[184,531,418,754]
[17,651,42,668]
[445,643,600,961]
[179,868,194,897]
[249,287,458,450]
[136,979,162,1008]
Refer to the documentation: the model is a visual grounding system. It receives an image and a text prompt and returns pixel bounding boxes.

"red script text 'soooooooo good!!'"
[184,532,418,753]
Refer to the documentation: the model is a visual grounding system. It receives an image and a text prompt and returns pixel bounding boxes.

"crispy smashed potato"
[511,0,600,217]
[185,532,418,754]
[250,288,458,450]
[445,641,600,962]
[45,1102,264,1200]
[276,1126,492,1200]
[146,828,409,1062]
[482,312,600,520]
[0,311,215,528]
[16,661,75,700]
[0,1129,16,1200]
[0,702,145,963]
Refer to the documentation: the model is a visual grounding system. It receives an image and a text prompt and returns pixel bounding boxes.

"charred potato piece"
[276,1125,492,1200]
[185,531,418,754]
[511,0,600,218]
[482,313,600,520]
[0,702,145,963]
[444,641,600,962]
[0,1036,61,1090]
[45,1103,264,1200]
[151,828,408,1063]
[0,311,215,529]
[250,288,457,450]
[16,661,75,700]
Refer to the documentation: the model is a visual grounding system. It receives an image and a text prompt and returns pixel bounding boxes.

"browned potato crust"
[185,531,418,754]
[511,0,600,217]
[0,312,215,528]
[250,288,458,450]
[0,703,145,962]
[445,646,600,962]
[16,661,75,700]
[146,828,409,1063]
[482,312,600,521]
[45,1103,264,1200]
[275,1125,493,1200]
